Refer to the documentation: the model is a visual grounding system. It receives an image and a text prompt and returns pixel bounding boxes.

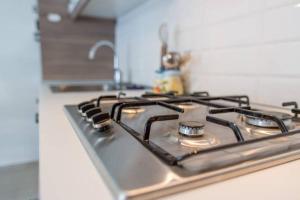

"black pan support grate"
[103,93,300,166]
[282,101,300,119]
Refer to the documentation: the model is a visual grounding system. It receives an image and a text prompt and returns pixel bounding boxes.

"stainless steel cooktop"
[64,92,300,200]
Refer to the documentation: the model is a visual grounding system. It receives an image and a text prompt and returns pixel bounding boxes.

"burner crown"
[178,121,205,137]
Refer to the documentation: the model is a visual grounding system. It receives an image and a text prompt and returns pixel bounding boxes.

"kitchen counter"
[39,83,300,200]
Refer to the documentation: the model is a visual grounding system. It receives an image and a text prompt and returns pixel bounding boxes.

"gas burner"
[178,134,219,148]
[178,121,219,148]
[65,92,300,199]
[122,107,145,114]
[176,102,200,110]
[178,121,205,137]
[164,131,219,149]
[244,111,293,128]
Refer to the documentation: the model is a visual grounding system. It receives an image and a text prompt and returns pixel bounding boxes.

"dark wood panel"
[39,17,115,38]
[39,0,69,16]
[43,61,114,80]
[41,39,114,60]
[39,0,115,80]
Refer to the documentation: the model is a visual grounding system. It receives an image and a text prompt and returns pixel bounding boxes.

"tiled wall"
[116,0,300,105]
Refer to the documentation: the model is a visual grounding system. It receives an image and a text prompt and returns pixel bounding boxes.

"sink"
[50,83,149,93]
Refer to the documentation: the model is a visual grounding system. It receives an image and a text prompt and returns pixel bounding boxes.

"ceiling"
[80,0,148,19]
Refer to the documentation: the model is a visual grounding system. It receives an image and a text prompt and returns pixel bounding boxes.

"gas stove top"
[64,92,300,200]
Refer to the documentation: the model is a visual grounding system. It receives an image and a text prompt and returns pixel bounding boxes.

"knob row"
[77,101,111,131]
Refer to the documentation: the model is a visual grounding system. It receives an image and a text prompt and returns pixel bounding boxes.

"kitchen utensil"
[159,23,169,70]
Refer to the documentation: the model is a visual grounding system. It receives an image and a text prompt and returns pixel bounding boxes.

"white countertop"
[39,84,300,200]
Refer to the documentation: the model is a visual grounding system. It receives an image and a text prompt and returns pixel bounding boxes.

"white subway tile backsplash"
[174,0,204,29]
[199,46,265,75]
[206,13,263,48]
[256,77,300,105]
[265,0,299,8]
[176,28,207,52]
[176,30,193,51]
[262,42,300,76]
[203,0,249,25]
[263,4,300,42]
[248,0,266,12]
[188,75,259,97]
[117,0,300,105]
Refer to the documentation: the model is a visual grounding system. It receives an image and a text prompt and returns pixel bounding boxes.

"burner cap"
[178,121,205,137]
[245,111,292,128]
[176,102,200,110]
[122,107,145,114]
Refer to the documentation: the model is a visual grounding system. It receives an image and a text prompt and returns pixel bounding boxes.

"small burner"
[176,102,200,110]
[122,107,145,114]
[245,111,293,128]
[178,121,205,137]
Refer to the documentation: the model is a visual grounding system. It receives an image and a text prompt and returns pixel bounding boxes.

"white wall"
[0,0,40,166]
[116,0,300,106]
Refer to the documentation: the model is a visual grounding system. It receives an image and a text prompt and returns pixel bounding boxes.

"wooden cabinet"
[39,0,115,80]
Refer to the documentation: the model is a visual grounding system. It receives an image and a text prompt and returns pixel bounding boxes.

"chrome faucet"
[88,40,122,89]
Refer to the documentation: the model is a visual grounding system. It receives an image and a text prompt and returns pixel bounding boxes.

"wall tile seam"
[180,1,299,29]
[179,36,300,54]
[265,0,300,9]
[118,0,300,27]
[186,73,300,79]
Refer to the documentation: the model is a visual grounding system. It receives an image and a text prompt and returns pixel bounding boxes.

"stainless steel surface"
[65,99,300,200]
[88,40,122,89]
[92,118,112,129]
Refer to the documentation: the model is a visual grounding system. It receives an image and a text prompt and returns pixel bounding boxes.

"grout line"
[185,37,300,54]
[177,0,300,32]
[203,0,300,28]
[189,73,300,79]
[265,0,300,10]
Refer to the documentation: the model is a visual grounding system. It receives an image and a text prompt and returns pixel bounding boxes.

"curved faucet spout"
[88,40,122,88]
[88,40,115,60]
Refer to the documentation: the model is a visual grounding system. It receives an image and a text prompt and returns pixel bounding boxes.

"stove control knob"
[85,108,102,122]
[80,103,96,116]
[78,98,98,113]
[92,112,112,131]
[178,121,205,137]
[78,101,90,111]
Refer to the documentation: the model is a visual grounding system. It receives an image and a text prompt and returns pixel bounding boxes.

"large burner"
[178,121,205,137]
[244,111,293,128]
